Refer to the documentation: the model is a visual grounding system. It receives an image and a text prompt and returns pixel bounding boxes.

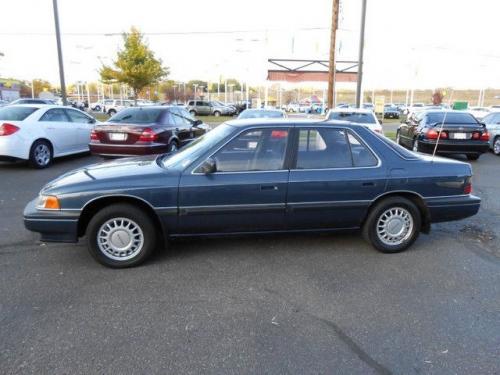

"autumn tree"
[100,27,168,103]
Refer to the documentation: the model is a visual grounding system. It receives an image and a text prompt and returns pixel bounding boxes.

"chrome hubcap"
[412,141,418,152]
[376,207,414,246]
[34,144,50,166]
[494,139,500,155]
[97,218,144,261]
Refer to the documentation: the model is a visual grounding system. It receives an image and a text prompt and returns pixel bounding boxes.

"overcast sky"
[0,0,498,89]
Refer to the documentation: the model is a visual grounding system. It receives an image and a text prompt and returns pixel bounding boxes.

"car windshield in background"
[328,112,375,124]
[239,110,284,119]
[161,124,234,169]
[426,112,478,124]
[108,107,163,124]
[0,106,38,121]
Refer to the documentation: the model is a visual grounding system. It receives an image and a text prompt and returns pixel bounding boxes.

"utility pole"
[327,0,340,110]
[355,0,368,108]
[52,0,67,106]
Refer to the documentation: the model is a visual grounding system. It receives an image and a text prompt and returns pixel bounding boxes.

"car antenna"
[431,90,454,162]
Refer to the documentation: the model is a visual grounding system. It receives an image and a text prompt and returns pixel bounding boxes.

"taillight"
[138,128,158,142]
[480,131,490,141]
[90,130,99,141]
[464,177,472,194]
[472,132,480,140]
[425,129,447,139]
[0,123,20,136]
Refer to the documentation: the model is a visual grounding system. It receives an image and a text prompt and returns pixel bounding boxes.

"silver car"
[482,111,500,155]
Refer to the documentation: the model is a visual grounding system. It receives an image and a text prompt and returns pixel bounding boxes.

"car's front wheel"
[362,197,421,253]
[213,111,221,117]
[29,140,53,169]
[493,136,500,156]
[87,203,157,268]
[94,105,101,112]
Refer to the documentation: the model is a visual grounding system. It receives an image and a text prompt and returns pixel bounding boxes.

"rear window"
[426,112,478,124]
[328,112,376,124]
[0,106,38,121]
[373,132,419,159]
[108,107,163,124]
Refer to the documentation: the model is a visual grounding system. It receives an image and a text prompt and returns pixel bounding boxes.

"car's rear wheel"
[362,197,421,253]
[29,140,53,169]
[167,140,179,152]
[493,136,500,156]
[213,111,221,117]
[108,109,116,116]
[94,105,101,112]
[87,203,157,268]
[466,154,480,161]
[189,110,197,116]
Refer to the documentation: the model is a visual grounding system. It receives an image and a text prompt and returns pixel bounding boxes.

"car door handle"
[361,182,375,187]
[261,185,278,191]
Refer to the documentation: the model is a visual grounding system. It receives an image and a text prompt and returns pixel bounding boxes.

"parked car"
[24,120,480,268]
[362,103,374,111]
[90,101,104,112]
[298,103,312,113]
[102,99,134,116]
[237,109,287,119]
[136,99,156,106]
[396,110,489,160]
[482,111,500,155]
[89,106,209,157]
[0,104,96,168]
[0,100,9,107]
[384,105,400,119]
[286,102,300,112]
[468,106,490,121]
[186,100,233,116]
[10,98,56,105]
[326,108,383,134]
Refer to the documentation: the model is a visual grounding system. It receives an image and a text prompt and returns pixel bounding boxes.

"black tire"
[189,110,197,116]
[86,203,157,268]
[466,154,480,161]
[213,111,221,117]
[167,140,179,152]
[94,105,101,112]
[362,197,421,253]
[108,109,117,116]
[395,130,402,145]
[29,139,53,169]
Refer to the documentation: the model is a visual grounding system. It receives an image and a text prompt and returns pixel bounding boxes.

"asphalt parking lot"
[1,151,499,374]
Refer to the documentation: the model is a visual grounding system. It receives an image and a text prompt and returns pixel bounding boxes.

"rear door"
[38,108,76,154]
[64,108,95,149]
[170,108,192,145]
[286,126,386,230]
[198,101,211,115]
[177,126,291,234]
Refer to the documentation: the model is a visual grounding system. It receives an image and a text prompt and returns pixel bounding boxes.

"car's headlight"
[37,195,60,210]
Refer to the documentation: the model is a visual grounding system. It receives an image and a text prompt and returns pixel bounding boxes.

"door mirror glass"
[199,157,216,174]
[193,119,203,126]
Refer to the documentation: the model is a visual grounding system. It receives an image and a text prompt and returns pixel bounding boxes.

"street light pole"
[355,0,368,108]
[52,0,67,106]
[327,0,339,109]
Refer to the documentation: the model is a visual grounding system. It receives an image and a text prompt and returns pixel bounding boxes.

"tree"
[100,27,168,102]
[432,89,445,105]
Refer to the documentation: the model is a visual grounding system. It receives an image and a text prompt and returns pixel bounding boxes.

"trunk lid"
[93,123,156,144]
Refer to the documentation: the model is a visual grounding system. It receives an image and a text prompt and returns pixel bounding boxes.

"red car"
[89,106,209,157]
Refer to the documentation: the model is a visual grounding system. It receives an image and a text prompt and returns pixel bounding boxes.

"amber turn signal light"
[37,195,60,210]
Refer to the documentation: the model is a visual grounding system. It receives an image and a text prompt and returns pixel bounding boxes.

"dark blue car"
[24,120,480,268]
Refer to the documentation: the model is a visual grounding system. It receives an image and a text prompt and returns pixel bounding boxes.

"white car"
[468,106,490,121]
[325,108,383,134]
[102,99,134,116]
[0,104,97,168]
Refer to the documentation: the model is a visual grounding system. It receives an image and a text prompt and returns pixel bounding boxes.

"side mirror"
[193,119,203,127]
[88,118,96,124]
[199,157,216,174]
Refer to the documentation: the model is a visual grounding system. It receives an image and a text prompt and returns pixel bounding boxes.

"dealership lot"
[0,150,499,374]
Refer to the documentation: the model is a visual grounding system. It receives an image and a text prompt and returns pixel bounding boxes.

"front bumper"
[23,198,79,243]
[418,139,489,155]
[89,142,168,157]
[425,194,481,223]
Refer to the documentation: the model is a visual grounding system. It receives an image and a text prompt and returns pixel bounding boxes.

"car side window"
[212,128,289,172]
[296,129,352,169]
[65,109,92,123]
[347,132,378,167]
[39,108,69,122]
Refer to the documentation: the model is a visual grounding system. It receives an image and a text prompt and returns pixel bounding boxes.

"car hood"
[41,155,178,196]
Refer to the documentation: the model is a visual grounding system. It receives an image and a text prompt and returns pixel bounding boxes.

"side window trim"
[39,108,70,122]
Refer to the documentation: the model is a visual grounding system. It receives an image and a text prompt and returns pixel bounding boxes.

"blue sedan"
[24,120,480,268]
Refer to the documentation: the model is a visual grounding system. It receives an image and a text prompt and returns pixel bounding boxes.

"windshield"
[161,124,235,169]
[328,112,375,124]
[108,107,163,124]
[0,106,38,121]
[238,110,284,119]
[426,112,478,124]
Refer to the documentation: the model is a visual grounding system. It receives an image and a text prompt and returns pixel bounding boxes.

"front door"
[64,108,94,150]
[286,127,386,230]
[177,127,291,234]
[38,108,75,155]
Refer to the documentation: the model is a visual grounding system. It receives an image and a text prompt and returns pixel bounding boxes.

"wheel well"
[366,192,431,233]
[77,196,165,242]
[31,138,53,153]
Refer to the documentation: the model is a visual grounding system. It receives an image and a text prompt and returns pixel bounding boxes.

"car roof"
[225,118,359,128]
[329,108,374,114]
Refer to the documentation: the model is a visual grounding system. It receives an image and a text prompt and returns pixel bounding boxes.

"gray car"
[482,111,500,155]
[187,100,233,117]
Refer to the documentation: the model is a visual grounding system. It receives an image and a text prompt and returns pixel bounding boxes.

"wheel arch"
[365,191,431,233]
[77,195,166,243]
[30,138,54,156]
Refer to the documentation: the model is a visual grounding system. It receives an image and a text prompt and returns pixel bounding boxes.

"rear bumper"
[425,194,481,223]
[0,134,30,160]
[89,142,168,157]
[23,199,79,243]
[418,139,489,155]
